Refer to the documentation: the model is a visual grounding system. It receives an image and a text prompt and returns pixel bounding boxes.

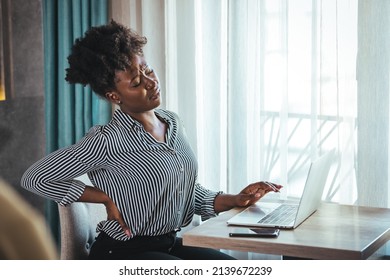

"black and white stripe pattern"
[21,109,220,241]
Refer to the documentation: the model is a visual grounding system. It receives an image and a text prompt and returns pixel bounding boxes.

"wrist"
[214,193,237,213]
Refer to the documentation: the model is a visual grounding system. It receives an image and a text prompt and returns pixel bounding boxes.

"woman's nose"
[144,76,157,90]
[145,81,154,90]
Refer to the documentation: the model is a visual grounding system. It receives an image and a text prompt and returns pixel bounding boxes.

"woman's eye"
[141,65,153,76]
[145,67,153,75]
[131,78,141,87]
[130,66,154,87]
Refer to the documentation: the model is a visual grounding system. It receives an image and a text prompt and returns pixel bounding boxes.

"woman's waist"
[96,216,190,241]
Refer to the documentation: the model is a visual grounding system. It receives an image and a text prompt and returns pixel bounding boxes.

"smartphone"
[229,228,280,238]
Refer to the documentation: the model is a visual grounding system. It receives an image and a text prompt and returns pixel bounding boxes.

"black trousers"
[89,231,235,260]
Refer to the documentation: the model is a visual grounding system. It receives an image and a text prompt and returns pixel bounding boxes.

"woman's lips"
[149,89,160,100]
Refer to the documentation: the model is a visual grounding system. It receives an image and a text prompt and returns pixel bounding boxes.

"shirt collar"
[112,109,140,130]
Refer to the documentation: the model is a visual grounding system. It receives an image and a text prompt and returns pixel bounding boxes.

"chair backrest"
[58,203,106,260]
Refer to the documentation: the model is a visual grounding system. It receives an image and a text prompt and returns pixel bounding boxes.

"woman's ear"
[105,91,121,105]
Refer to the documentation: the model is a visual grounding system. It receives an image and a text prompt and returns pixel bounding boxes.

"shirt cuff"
[200,190,223,221]
[58,180,86,206]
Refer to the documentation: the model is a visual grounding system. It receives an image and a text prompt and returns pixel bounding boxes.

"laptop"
[227,149,335,229]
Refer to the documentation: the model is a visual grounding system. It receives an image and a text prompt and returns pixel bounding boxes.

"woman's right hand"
[104,199,131,237]
[78,186,131,237]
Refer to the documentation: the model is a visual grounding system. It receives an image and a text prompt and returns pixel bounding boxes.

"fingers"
[116,216,131,237]
[108,215,131,237]
[118,220,131,237]
[105,203,131,237]
[263,181,282,193]
[246,181,282,193]
[245,181,281,198]
[237,181,283,207]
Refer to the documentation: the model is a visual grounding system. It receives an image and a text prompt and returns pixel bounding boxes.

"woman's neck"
[126,110,167,142]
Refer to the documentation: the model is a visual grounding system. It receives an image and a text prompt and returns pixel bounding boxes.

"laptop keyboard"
[257,204,298,225]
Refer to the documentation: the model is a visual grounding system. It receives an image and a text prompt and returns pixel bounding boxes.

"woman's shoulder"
[85,123,111,136]
[75,125,109,148]
[79,120,121,145]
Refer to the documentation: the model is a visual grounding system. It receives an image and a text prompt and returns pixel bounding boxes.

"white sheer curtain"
[112,0,390,257]
[195,0,361,205]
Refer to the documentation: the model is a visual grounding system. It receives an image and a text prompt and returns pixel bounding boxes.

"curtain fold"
[43,0,110,244]
[356,0,390,207]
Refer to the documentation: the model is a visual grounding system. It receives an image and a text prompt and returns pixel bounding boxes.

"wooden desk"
[183,203,390,259]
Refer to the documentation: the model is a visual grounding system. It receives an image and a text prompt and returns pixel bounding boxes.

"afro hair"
[65,20,147,98]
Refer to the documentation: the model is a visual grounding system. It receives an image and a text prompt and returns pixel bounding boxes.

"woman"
[21,20,281,260]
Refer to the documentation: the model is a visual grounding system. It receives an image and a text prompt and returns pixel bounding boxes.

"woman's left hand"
[235,181,282,207]
[214,181,282,213]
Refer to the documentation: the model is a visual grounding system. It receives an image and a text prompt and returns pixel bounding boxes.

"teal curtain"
[43,0,111,244]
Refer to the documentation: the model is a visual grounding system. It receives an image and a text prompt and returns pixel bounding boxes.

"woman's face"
[106,55,161,115]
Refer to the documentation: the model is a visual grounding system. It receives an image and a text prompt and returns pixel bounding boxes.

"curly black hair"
[65,20,147,98]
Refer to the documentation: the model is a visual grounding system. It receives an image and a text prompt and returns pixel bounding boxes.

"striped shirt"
[21,109,220,241]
